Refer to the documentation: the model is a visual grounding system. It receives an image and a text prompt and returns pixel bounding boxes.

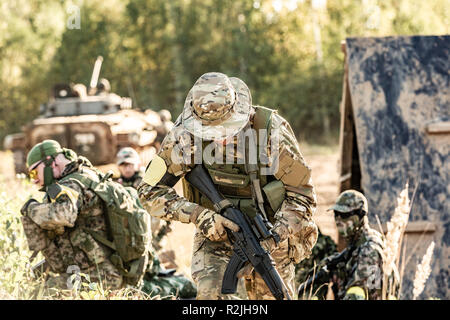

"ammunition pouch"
[274,147,311,188]
[262,180,286,213]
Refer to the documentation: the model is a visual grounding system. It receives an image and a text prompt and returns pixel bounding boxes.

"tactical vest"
[182,106,286,223]
[60,166,151,286]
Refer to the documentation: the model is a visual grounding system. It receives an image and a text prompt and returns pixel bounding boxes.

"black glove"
[20,199,38,216]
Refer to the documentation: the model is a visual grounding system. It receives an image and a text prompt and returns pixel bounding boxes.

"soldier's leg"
[244,239,296,300]
[88,259,124,290]
[45,273,71,290]
[191,234,247,300]
[141,252,197,299]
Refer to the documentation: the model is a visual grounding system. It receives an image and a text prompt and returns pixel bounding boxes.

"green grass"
[0,174,45,299]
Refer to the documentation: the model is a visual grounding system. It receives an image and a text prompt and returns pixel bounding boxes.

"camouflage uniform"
[115,147,172,249]
[303,190,399,300]
[295,229,337,287]
[331,224,387,300]
[138,72,318,300]
[114,169,196,299]
[22,157,123,290]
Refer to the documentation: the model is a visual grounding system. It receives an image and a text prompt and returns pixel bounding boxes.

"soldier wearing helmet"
[330,190,369,243]
[300,190,399,300]
[115,147,173,252]
[138,72,318,299]
[20,140,124,290]
[21,141,197,298]
[115,147,143,189]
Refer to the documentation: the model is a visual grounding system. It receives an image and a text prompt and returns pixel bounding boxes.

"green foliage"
[0,175,43,298]
[0,0,448,145]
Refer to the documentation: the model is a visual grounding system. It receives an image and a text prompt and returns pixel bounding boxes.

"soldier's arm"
[342,243,383,300]
[138,126,207,224]
[26,180,82,231]
[268,114,318,261]
[21,216,50,252]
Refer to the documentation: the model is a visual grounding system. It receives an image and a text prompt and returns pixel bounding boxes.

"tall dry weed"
[381,183,411,299]
[412,241,435,300]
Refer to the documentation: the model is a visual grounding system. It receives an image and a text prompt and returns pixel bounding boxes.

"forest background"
[0,0,448,145]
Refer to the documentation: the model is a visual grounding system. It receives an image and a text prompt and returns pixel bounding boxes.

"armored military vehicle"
[4,56,173,173]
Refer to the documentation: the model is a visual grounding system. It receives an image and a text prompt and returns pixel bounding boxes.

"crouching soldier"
[114,147,196,299]
[21,140,196,299]
[21,140,125,291]
[299,190,399,300]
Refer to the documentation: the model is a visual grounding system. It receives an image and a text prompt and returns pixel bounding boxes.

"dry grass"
[412,241,435,300]
[376,182,436,300]
[380,183,410,299]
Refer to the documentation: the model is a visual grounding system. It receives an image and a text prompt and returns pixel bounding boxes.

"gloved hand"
[236,219,289,279]
[236,237,279,279]
[20,199,38,216]
[193,209,240,241]
[261,236,278,254]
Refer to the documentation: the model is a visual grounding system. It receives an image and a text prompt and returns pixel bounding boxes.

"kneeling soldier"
[21,140,124,290]
[299,190,399,300]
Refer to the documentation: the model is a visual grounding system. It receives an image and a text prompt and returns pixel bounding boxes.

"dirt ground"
[304,147,340,243]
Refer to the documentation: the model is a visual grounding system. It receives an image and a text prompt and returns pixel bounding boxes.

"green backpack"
[61,167,152,286]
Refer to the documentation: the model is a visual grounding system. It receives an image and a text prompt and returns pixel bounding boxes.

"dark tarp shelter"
[338,35,449,299]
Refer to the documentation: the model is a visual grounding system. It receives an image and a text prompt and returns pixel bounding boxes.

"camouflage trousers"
[141,254,197,299]
[191,231,296,300]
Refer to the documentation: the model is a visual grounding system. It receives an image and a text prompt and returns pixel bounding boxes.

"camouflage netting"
[341,35,449,299]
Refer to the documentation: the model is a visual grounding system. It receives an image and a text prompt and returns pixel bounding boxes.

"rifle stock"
[185,164,291,300]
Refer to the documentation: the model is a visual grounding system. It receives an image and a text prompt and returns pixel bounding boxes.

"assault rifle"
[185,164,291,300]
[298,245,356,297]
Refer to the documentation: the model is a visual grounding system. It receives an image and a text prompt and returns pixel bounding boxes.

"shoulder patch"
[143,155,168,186]
[274,147,311,188]
[47,183,80,204]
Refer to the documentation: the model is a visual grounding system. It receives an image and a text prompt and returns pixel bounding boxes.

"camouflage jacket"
[329,224,387,300]
[22,158,120,282]
[114,171,144,189]
[138,106,318,264]
[295,229,337,285]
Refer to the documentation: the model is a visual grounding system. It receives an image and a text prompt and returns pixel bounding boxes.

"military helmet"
[26,140,63,168]
[328,190,368,213]
[181,72,252,140]
[117,147,140,166]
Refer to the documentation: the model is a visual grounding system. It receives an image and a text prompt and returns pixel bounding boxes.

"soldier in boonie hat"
[328,190,368,214]
[327,190,368,240]
[181,72,252,141]
[308,190,400,300]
